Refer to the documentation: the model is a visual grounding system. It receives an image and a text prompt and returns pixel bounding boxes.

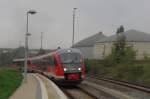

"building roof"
[74,32,106,47]
[97,29,150,43]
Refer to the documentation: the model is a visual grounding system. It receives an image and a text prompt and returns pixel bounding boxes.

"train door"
[54,54,64,76]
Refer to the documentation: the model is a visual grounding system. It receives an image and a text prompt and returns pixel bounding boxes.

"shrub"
[139,63,150,85]
[112,64,144,83]
[84,59,105,74]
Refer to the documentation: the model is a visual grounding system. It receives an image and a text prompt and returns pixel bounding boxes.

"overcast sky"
[0,0,150,49]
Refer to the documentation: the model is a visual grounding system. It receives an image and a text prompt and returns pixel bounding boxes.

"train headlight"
[64,68,67,71]
[78,68,81,71]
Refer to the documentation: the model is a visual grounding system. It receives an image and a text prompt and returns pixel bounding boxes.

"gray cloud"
[0,0,150,49]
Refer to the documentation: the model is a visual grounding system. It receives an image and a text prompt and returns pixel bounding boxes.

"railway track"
[87,73,150,94]
[60,86,99,99]
[38,72,150,99]
[39,73,99,99]
[39,72,150,99]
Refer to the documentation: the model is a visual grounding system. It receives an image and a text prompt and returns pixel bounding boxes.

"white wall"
[94,42,150,60]
[94,42,113,59]
[132,42,150,60]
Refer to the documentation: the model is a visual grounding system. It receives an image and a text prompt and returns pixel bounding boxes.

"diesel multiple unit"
[13,48,85,85]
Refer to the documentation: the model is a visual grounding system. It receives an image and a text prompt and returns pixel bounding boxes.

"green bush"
[138,63,150,85]
[104,46,136,65]
[112,64,144,83]
[86,59,150,86]
[84,59,105,73]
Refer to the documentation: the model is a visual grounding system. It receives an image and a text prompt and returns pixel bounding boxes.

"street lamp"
[24,10,37,77]
[72,8,77,48]
[40,32,43,50]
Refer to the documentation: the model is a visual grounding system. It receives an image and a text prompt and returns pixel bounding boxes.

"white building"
[94,29,150,60]
[74,32,106,59]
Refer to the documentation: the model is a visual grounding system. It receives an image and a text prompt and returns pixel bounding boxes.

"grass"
[0,67,23,99]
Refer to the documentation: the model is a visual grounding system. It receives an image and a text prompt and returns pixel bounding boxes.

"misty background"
[0,0,150,49]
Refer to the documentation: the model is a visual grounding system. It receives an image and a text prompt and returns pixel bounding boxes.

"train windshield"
[60,53,82,65]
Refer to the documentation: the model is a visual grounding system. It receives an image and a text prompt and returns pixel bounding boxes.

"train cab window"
[60,53,81,64]
[60,53,82,67]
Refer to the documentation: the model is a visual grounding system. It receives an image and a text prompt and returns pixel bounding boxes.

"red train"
[13,48,85,85]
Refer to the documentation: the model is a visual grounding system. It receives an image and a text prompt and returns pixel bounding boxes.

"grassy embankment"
[85,60,150,86]
[0,67,23,99]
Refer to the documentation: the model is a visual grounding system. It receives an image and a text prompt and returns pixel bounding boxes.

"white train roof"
[13,48,82,62]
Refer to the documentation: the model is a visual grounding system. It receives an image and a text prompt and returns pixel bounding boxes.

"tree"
[116,25,124,34]
[105,25,136,64]
[12,47,25,58]
[0,50,14,65]
[114,25,127,63]
[37,48,46,55]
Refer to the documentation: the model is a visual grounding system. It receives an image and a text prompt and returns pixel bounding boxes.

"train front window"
[60,53,82,66]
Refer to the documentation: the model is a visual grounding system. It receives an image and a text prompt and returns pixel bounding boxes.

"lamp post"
[24,10,37,78]
[40,32,43,50]
[72,8,77,48]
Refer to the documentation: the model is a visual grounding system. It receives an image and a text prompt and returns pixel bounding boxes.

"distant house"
[74,32,106,59]
[94,29,150,60]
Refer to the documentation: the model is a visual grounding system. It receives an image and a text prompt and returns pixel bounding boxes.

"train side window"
[54,57,58,66]
[27,60,31,65]
[49,56,55,66]
[41,59,49,66]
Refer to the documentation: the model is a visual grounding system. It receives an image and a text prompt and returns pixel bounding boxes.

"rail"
[87,72,150,94]
[60,86,99,99]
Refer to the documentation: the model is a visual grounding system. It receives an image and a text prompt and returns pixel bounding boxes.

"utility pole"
[40,32,43,50]
[72,8,77,48]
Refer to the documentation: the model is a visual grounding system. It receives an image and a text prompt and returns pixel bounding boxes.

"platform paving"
[9,74,38,99]
[9,73,67,99]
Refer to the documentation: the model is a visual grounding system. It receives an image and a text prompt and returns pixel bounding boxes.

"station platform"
[9,73,67,99]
